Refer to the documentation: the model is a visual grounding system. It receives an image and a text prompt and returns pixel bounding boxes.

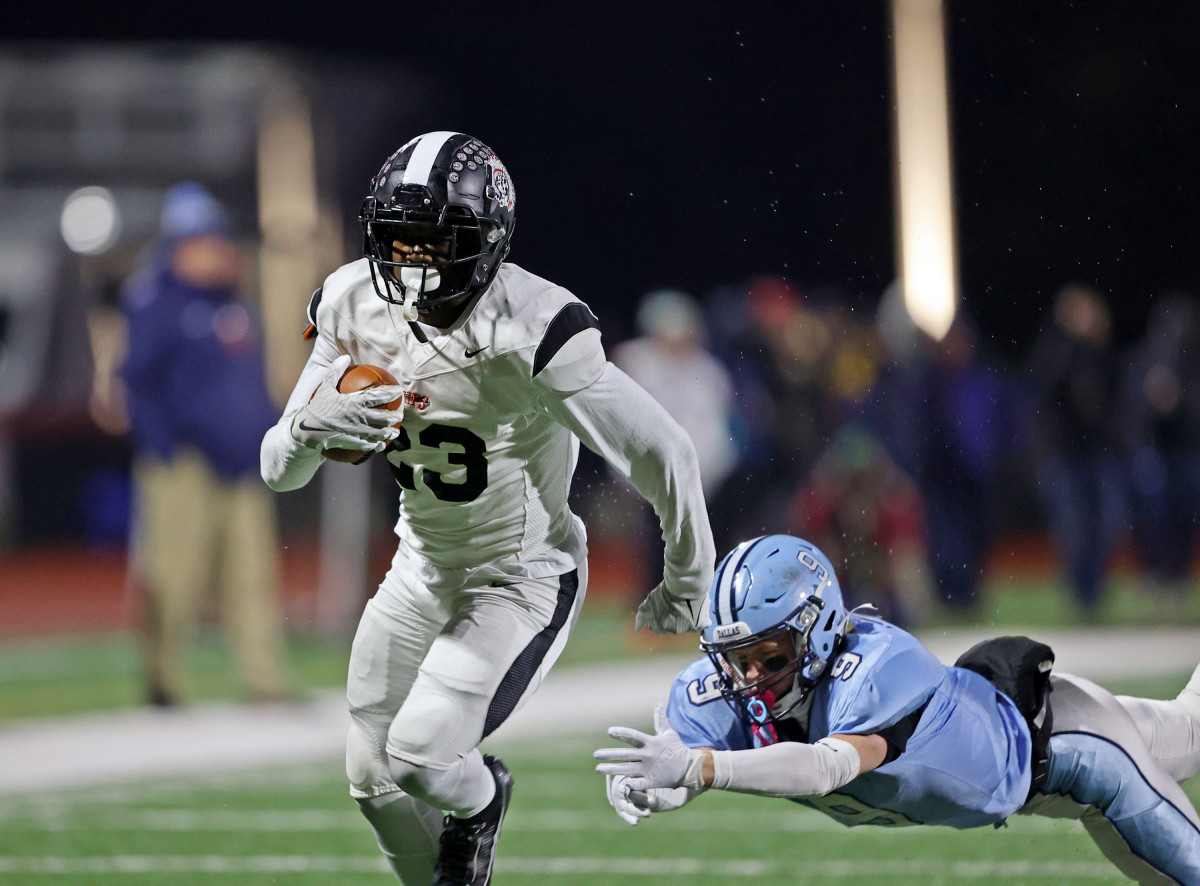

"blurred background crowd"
[586,274,1200,630]
[1,3,1199,707]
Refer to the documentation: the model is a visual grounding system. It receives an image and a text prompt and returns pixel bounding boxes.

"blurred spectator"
[614,290,737,497]
[119,182,290,706]
[85,275,130,437]
[867,281,928,474]
[868,313,1018,612]
[787,425,933,626]
[705,277,837,545]
[1119,291,1200,600]
[612,288,736,596]
[1028,284,1127,616]
[818,300,885,426]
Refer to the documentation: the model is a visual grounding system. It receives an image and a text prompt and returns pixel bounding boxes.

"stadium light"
[60,186,121,255]
[890,0,957,340]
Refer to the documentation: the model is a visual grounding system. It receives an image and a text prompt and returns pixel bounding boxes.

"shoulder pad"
[821,623,943,736]
[297,259,375,344]
[668,658,753,751]
[532,302,600,377]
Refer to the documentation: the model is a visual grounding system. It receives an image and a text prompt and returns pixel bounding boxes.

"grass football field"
[1,731,1197,885]
[1,576,1197,884]
[1,675,1198,886]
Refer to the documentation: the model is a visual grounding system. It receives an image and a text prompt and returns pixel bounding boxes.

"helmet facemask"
[359,133,516,319]
[701,597,833,738]
[362,200,508,315]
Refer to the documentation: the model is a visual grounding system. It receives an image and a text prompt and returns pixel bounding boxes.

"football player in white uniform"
[260,131,716,886]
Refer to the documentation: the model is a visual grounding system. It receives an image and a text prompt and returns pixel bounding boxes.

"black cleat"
[432,755,513,886]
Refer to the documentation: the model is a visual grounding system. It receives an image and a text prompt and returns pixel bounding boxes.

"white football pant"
[1019,669,1200,885]
[346,549,587,884]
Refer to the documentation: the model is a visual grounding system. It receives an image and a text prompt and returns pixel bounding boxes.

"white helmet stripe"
[402,131,459,186]
[715,537,762,626]
[715,554,738,625]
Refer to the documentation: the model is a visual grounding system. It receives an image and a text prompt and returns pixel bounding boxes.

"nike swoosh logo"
[297,419,327,432]
[464,345,490,358]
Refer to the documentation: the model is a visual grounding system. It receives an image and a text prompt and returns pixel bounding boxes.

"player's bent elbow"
[259,425,323,491]
[657,417,699,465]
[260,458,319,492]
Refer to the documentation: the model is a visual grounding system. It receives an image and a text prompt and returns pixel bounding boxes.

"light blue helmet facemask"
[700,535,850,729]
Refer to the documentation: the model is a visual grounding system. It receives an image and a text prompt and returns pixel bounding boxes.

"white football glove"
[635,581,710,634]
[604,774,696,826]
[290,355,403,453]
[605,774,651,826]
[594,704,708,793]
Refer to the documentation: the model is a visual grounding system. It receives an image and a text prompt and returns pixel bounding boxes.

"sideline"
[0,627,1195,794]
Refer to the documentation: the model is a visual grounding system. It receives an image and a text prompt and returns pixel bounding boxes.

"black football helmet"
[360,131,516,316]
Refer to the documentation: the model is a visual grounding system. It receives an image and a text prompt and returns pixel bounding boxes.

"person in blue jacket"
[121,182,289,706]
[596,534,1200,884]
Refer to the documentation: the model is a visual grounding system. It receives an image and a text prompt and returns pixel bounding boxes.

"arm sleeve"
[259,334,340,491]
[709,737,862,798]
[539,361,716,603]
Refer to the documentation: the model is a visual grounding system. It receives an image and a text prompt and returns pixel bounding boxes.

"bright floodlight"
[891,0,957,340]
[61,186,121,255]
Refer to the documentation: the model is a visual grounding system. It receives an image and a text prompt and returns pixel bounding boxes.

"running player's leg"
[384,566,585,885]
[346,553,451,884]
[1033,672,1200,884]
[385,566,585,813]
[480,558,588,737]
[355,787,445,885]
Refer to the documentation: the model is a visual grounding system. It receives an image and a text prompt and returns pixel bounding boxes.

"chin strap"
[400,289,420,322]
[747,691,780,746]
[398,266,440,322]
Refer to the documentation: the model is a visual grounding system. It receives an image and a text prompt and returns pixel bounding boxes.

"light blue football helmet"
[700,535,850,726]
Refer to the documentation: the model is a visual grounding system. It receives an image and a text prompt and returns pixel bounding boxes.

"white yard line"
[0,627,1195,794]
[0,855,1125,880]
[1,806,1082,834]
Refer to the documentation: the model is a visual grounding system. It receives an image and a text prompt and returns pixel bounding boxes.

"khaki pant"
[132,449,288,700]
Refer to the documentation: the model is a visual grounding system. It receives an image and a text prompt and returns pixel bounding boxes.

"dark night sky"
[8,1,1200,355]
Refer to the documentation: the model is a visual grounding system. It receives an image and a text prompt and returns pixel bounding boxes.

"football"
[322,363,404,464]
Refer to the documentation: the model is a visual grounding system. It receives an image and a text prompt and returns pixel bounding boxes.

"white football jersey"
[262,259,715,601]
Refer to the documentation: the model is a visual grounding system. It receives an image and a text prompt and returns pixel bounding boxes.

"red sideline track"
[0,533,1126,638]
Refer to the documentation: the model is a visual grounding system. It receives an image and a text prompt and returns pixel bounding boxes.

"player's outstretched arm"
[541,362,716,632]
[596,705,883,800]
[260,346,401,491]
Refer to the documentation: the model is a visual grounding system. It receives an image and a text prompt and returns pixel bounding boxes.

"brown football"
[322,363,403,464]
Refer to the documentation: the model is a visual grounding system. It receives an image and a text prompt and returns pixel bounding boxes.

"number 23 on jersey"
[386,422,489,503]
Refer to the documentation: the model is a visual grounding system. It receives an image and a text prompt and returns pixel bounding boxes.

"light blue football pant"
[1019,671,1200,885]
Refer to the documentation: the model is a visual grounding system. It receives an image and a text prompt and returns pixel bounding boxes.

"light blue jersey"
[668,616,1033,829]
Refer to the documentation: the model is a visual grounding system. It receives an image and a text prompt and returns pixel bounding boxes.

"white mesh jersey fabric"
[310,260,597,581]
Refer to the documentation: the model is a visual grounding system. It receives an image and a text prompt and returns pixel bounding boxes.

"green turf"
[1,732,1196,885]
[1,571,1197,885]
[2,572,1196,722]
[0,633,355,720]
[929,571,1200,630]
[0,566,1195,725]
